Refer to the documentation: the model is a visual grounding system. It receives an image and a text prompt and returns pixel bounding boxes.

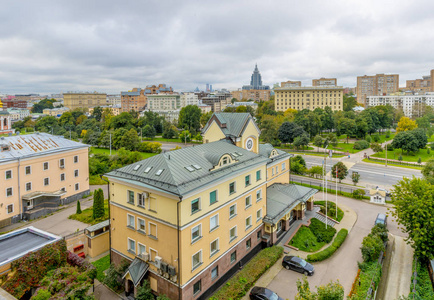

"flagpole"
[324,145,329,229]
[336,166,338,220]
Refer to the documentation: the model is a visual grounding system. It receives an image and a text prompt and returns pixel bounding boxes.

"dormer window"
[222,157,228,165]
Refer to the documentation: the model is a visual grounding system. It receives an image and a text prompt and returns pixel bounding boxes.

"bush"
[372,134,380,142]
[210,246,283,300]
[349,261,382,299]
[309,218,336,243]
[138,141,162,153]
[353,140,370,150]
[314,201,344,222]
[76,200,82,214]
[103,260,130,292]
[386,131,391,138]
[352,189,365,199]
[291,160,306,175]
[398,154,403,161]
[428,148,431,154]
[307,229,348,262]
[365,136,371,143]
[93,188,105,220]
[408,259,434,299]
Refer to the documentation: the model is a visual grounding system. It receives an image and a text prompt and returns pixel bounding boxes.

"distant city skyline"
[1,1,434,94]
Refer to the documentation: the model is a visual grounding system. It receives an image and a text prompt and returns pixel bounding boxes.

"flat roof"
[0,226,62,267]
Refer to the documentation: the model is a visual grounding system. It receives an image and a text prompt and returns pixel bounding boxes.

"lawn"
[89,147,157,159]
[289,226,326,252]
[330,142,363,153]
[362,158,423,170]
[68,200,109,225]
[314,201,344,222]
[92,255,110,282]
[371,148,434,162]
[277,145,315,151]
[287,151,345,158]
[89,175,108,185]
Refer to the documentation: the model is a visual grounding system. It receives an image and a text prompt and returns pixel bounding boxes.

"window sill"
[128,250,136,255]
[256,198,262,203]
[245,204,252,210]
[245,225,252,231]
[210,201,218,206]
[257,218,262,223]
[191,236,202,245]
[210,250,220,258]
[127,225,135,230]
[229,192,236,196]
[191,209,201,216]
[127,202,135,205]
[229,214,237,220]
[229,236,238,243]
[209,226,219,233]
[149,209,157,213]
[137,230,146,235]
[245,184,251,188]
[137,204,145,209]
[148,235,158,241]
[192,262,203,272]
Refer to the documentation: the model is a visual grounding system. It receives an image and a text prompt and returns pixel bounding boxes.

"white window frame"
[43,162,49,170]
[74,169,79,177]
[282,162,286,171]
[59,158,65,168]
[229,182,236,195]
[128,238,136,254]
[191,224,202,243]
[6,187,13,197]
[245,175,251,187]
[25,166,31,175]
[245,195,252,209]
[210,214,219,232]
[192,250,203,271]
[60,173,65,181]
[257,209,263,222]
[211,266,218,280]
[229,203,237,219]
[74,155,79,163]
[25,182,32,191]
[256,189,262,202]
[75,183,79,191]
[229,225,237,242]
[148,222,158,238]
[138,243,146,255]
[5,170,12,180]
[127,214,135,229]
[44,177,50,186]
[127,190,134,204]
[7,204,14,214]
[245,216,252,230]
[137,218,146,233]
[149,247,158,262]
[137,193,145,207]
[210,238,219,257]
[191,198,201,214]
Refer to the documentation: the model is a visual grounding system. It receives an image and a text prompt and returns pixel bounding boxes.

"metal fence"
[290,176,368,195]
[367,157,424,167]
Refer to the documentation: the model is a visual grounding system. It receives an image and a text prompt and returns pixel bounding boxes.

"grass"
[362,158,423,170]
[314,201,344,222]
[371,148,433,162]
[291,181,370,200]
[287,151,345,158]
[289,226,326,252]
[68,200,109,225]
[92,255,110,282]
[330,142,363,153]
[277,145,315,151]
[89,147,157,159]
[89,175,108,185]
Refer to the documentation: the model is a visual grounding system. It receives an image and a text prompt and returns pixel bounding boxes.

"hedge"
[309,218,337,243]
[307,229,348,262]
[348,261,382,299]
[209,246,283,300]
[291,181,370,200]
[408,258,434,299]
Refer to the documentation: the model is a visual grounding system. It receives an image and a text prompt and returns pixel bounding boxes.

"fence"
[290,176,368,196]
[367,156,424,167]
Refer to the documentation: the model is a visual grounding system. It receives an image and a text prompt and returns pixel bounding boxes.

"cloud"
[0,0,434,94]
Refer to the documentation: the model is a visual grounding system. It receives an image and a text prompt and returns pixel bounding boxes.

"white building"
[147,94,180,111]
[107,94,121,106]
[370,189,386,205]
[227,101,259,111]
[180,92,199,107]
[7,108,30,120]
[142,109,180,123]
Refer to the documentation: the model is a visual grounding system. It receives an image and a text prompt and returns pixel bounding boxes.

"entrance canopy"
[264,184,318,225]
[22,189,66,200]
[122,257,150,287]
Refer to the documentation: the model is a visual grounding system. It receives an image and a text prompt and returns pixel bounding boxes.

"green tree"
[142,125,156,139]
[110,112,135,130]
[422,159,434,184]
[136,280,154,300]
[351,172,360,186]
[120,129,140,151]
[178,105,202,134]
[313,135,323,152]
[337,118,356,143]
[194,133,203,142]
[291,155,307,175]
[392,131,419,154]
[294,133,310,150]
[332,162,348,183]
[179,130,191,143]
[93,188,105,220]
[260,117,280,146]
[31,98,56,113]
[391,177,434,259]
[330,135,338,147]
[278,122,305,144]
[200,111,213,127]
[343,94,357,112]
[370,143,383,153]
[355,116,368,139]
[76,200,82,214]
[156,294,170,300]
[296,277,344,300]
[162,124,179,139]
[361,233,385,262]
[91,106,103,122]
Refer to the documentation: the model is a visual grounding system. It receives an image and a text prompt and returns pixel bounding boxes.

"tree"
[178,105,202,134]
[277,122,305,144]
[370,143,383,153]
[307,165,323,178]
[294,133,310,150]
[361,233,385,262]
[343,94,357,112]
[179,130,191,143]
[260,117,280,146]
[391,177,434,259]
[91,106,103,122]
[296,277,344,300]
[110,112,135,130]
[120,129,140,151]
[31,98,56,113]
[336,118,356,143]
[396,116,417,133]
[313,135,323,152]
[332,162,348,183]
[291,155,307,175]
[422,159,434,184]
[355,116,368,139]
[330,135,338,147]
[162,124,178,139]
[392,130,420,154]
[156,295,170,300]
[93,188,105,219]
[76,200,82,214]
[351,172,360,186]
[200,111,213,127]
[142,125,156,139]
[194,133,203,142]
[136,280,154,300]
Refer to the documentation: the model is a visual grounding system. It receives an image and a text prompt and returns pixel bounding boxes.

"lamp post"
[323,142,329,229]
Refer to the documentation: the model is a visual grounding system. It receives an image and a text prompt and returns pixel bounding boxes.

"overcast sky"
[1,0,434,95]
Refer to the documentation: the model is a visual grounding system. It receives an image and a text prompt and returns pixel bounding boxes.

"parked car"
[282,255,314,276]
[375,213,387,227]
[249,286,283,300]
[376,186,391,197]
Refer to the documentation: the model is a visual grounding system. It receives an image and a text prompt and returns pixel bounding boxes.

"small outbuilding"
[370,189,386,205]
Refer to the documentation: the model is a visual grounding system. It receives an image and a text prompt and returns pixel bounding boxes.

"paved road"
[266,193,405,299]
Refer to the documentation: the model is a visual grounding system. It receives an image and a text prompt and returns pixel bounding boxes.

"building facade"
[312,78,337,87]
[63,92,107,110]
[42,107,70,117]
[121,88,148,113]
[274,86,343,111]
[180,93,199,107]
[281,81,301,87]
[147,94,181,111]
[6,108,30,121]
[0,133,90,228]
[201,92,232,112]
[242,64,270,90]
[231,89,270,102]
[106,113,317,299]
[406,69,434,92]
[356,74,399,105]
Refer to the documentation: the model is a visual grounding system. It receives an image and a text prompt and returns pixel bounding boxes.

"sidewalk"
[94,280,125,300]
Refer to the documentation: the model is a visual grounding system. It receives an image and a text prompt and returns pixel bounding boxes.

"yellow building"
[0,133,90,228]
[274,86,343,111]
[106,113,317,299]
[63,92,107,110]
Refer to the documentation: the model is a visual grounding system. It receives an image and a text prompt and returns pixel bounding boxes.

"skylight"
[155,169,164,176]
[235,151,243,156]
[232,152,239,157]
[192,164,202,170]
[144,166,153,173]
[185,166,195,172]
[133,164,141,171]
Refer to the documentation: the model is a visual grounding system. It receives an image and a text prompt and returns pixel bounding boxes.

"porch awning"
[263,184,318,225]
[122,257,149,287]
[22,189,67,200]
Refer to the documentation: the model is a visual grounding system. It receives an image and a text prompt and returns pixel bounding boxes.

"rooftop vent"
[0,144,10,152]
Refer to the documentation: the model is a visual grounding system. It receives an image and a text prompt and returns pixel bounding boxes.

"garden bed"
[92,254,110,282]
[307,229,348,262]
[289,219,336,252]
[314,201,344,222]
[68,200,109,225]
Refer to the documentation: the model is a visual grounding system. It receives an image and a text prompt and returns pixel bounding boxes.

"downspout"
[100,175,111,263]
[18,158,22,220]
[177,196,182,300]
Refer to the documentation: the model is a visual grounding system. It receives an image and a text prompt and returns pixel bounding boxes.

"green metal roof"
[203,112,253,138]
[85,220,109,233]
[264,184,318,225]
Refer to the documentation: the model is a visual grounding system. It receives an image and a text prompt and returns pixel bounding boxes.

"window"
[43,162,49,170]
[245,196,252,208]
[230,251,237,263]
[245,216,252,230]
[193,279,201,295]
[256,170,261,181]
[191,198,200,214]
[229,226,237,242]
[229,182,236,194]
[149,223,157,238]
[60,173,65,181]
[272,167,274,176]
[256,190,262,202]
[74,170,79,177]
[246,238,251,250]
[138,218,146,233]
[138,193,145,207]
[5,170,12,180]
[229,204,237,219]
[210,190,217,205]
[138,243,146,255]
[7,204,13,214]
[210,214,219,231]
[192,250,202,271]
[210,238,219,257]
[150,248,158,261]
[191,224,202,243]
[61,187,66,192]
[282,162,286,171]
[245,175,251,187]
[128,238,136,254]
[26,182,32,191]
[25,166,31,175]
[275,166,278,174]
[75,183,79,191]
[74,155,79,163]
[44,178,49,186]
[127,190,134,204]
[257,209,262,222]
[59,158,65,168]
[211,266,218,280]
[127,214,135,229]
[6,187,12,197]
[257,230,262,240]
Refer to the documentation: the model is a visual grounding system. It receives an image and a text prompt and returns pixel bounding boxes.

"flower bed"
[307,229,348,262]
[314,201,344,222]
[209,246,283,300]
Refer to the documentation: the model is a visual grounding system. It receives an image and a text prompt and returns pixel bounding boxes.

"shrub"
[307,229,348,262]
[138,141,162,153]
[428,148,431,154]
[386,131,391,138]
[352,189,365,199]
[309,218,336,243]
[372,134,380,142]
[365,136,371,143]
[210,246,283,300]
[349,261,382,299]
[291,161,306,175]
[370,224,388,243]
[398,154,403,161]
[103,259,130,292]
[93,188,105,219]
[76,200,82,214]
[32,289,51,300]
[353,140,370,150]
[361,234,384,262]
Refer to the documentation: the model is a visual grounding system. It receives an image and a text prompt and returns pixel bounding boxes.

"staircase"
[314,213,338,227]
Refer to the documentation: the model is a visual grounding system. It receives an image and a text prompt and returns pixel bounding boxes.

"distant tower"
[206,83,210,92]
[0,99,13,135]
[243,64,269,90]
[209,84,213,92]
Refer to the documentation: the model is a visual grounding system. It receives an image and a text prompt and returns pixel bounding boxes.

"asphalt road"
[266,193,405,299]
[302,155,422,189]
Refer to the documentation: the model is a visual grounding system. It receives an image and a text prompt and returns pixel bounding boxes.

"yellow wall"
[88,231,109,258]
[266,158,290,186]
[202,121,226,144]
[275,87,343,111]
[237,119,260,154]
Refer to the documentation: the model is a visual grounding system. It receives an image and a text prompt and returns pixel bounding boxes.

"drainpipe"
[100,175,111,263]
[18,158,22,220]
[177,196,182,300]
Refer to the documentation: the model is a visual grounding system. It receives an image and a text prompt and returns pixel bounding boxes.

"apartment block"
[106,113,317,299]
[312,78,337,87]
[356,74,399,105]
[274,86,343,111]
[180,93,199,107]
[280,81,301,87]
[147,94,181,111]
[63,92,107,110]
[201,92,232,112]
[231,89,270,102]
[121,88,147,113]
[406,69,434,92]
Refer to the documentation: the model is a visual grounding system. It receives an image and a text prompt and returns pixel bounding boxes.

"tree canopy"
[178,105,202,134]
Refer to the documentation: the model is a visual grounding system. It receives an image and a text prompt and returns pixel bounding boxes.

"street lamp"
[323,142,329,229]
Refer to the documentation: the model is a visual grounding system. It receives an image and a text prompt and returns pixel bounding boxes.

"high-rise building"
[274,86,343,111]
[63,92,107,110]
[312,78,337,87]
[206,83,210,92]
[356,74,399,105]
[242,64,270,90]
[406,69,434,92]
[180,93,199,107]
[201,91,232,112]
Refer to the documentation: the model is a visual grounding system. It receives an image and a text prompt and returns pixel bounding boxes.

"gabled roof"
[203,113,257,138]
[122,257,149,287]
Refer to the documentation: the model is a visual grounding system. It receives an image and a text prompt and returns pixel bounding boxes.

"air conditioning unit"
[142,252,149,262]
[170,275,177,283]
[160,262,168,273]
[154,256,162,269]
[168,265,176,276]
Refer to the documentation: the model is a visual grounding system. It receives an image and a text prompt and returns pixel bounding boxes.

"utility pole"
[109,131,112,156]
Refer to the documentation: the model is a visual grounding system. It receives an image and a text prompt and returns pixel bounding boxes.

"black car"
[375,213,387,227]
[282,255,314,276]
[249,287,283,300]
